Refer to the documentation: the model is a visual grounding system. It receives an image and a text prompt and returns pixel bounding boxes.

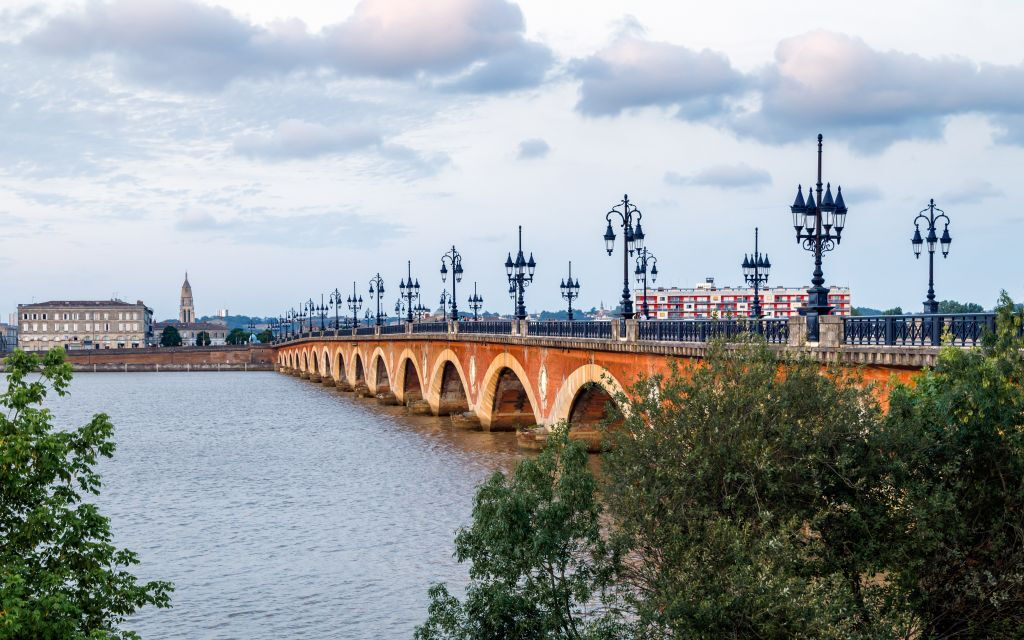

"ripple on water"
[45,372,527,640]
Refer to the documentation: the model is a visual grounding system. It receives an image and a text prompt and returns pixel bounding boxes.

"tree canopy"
[159,325,181,347]
[195,330,211,346]
[0,349,172,639]
[225,328,248,345]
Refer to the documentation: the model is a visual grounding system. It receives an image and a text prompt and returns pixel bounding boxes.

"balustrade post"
[452,319,460,336]
[928,315,942,346]
[817,315,844,347]
[624,318,638,342]
[405,321,413,335]
[884,316,894,345]
[786,316,806,346]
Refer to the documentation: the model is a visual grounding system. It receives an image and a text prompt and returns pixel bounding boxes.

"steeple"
[179,272,195,324]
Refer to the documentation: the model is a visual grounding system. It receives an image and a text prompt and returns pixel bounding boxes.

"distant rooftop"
[19,299,147,308]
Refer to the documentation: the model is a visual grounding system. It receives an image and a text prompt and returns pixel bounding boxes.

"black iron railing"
[638,318,788,343]
[380,324,406,335]
[844,313,996,347]
[413,321,448,334]
[459,320,513,335]
[529,320,613,339]
[355,326,376,336]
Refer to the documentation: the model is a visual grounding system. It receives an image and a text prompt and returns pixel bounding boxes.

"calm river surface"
[45,372,529,639]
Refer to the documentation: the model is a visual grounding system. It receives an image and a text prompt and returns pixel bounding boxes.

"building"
[0,322,17,352]
[634,278,851,320]
[154,274,228,346]
[16,300,153,350]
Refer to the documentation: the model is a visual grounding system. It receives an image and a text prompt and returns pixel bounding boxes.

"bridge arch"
[549,364,626,432]
[394,348,425,405]
[301,350,309,373]
[476,352,542,431]
[351,349,367,387]
[322,347,332,377]
[333,347,347,384]
[369,346,391,394]
[426,349,471,416]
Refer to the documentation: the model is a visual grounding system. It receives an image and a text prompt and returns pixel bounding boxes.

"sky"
[2,0,1024,320]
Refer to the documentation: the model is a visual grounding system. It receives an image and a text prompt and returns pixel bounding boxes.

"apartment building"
[17,300,153,350]
[634,278,851,319]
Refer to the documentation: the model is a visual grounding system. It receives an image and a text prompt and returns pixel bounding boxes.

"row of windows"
[21,335,140,342]
[22,322,142,332]
[21,310,142,321]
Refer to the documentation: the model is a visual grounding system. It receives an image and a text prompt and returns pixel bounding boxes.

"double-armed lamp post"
[398,261,421,323]
[741,228,771,319]
[346,282,363,328]
[912,199,952,314]
[468,282,484,320]
[440,246,464,321]
[368,273,386,326]
[603,194,645,318]
[505,226,536,320]
[788,134,848,341]
[329,288,343,331]
[634,248,658,319]
[560,261,581,321]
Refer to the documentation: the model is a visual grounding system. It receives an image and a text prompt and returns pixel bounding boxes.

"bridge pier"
[406,399,432,415]
[308,373,322,383]
[321,377,336,387]
[335,380,353,392]
[450,411,481,429]
[376,391,400,405]
[299,371,310,379]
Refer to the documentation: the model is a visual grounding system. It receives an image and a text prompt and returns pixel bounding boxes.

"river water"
[45,372,528,639]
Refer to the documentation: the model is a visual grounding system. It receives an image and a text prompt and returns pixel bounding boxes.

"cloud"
[573,28,1024,152]
[517,138,550,159]
[664,163,771,189]
[571,34,745,117]
[941,179,1004,205]
[233,119,382,159]
[24,0,553,93]
[175,210,404,248]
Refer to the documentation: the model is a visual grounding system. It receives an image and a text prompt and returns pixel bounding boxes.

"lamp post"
[634,248,658,319]
[440,246,463,320]
[368,273,386,326]
[329,288,344,331]
[504,225,536,320]
[912,199,952,314]
[286,308,294,338]
[603,194,645,318]
[788,134,848,341]
[305,298,315,334]
[317,294,328,330]
[468,282,484,320]
[414,301,430,321]
[560,261,581,321]
[742,227,771,319]
[439,290,454,318]
[399,261,420,324]
[346,282,363,328]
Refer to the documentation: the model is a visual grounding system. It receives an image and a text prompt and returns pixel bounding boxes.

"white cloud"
[664,163,771,189]
[517,138,549,159]
[233,120,382,159]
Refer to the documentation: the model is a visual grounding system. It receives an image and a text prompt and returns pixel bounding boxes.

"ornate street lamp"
[399,261,421,324]
[788,134,848,341]
[297,303,308,334]
[414,301,430,321]
[369,273,386,326]
[440,246,463,320]
[603,194,645,318]
[439,289,454,318]
[304,298,316,334]
[505,225,536,320]
[468,282,484,320]
[560,261,581,321]
[329,288,344,331]
[912,199,952,314]
[316,294,328,330]
[346,282,363,328]
[742,227,771,319]
[634,249,658,319]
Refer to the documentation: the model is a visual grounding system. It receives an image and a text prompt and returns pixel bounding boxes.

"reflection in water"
[45,372,529,639]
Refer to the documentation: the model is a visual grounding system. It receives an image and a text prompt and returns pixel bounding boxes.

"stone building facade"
[154,273,227,346]
[17,300,153,350]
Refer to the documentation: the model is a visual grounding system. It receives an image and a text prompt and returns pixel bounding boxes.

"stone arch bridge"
[274,316,947,444]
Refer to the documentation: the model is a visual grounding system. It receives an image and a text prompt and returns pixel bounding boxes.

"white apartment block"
[17,300,153,350]
[635,278,851,319]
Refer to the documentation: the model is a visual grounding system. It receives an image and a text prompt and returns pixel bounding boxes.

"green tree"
[603,339,902,638]
[880,292,1024,637]
[937,299,984,313]
[194,331,211,347]
[882,306,904,315]
[416,428,623,640]
[159,325,181,347]
[0,349,172,639]
[256,330,272,343]
[225,328,247,345]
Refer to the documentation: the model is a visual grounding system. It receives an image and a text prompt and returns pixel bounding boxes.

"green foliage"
[603,339,902,638]
[881,291,1024,638]
[194,331,211,347]
[256,330,273,343]
[882,306,904,315]
[159,326,181,347]
[225,328,248,345]
[415,428,623,640]
[0,349,172,639]
[937,299,985,313]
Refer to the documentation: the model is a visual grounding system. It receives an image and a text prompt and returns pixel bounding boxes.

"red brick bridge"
[274,316,953,442]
